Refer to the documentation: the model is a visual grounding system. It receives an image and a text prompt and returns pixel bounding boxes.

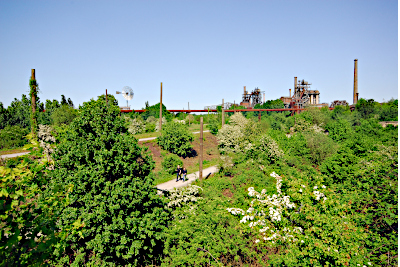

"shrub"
[125,116,146,134]
[50,105,78,126]
[0,125,29,150]
[0,135,69,266]
[47,97,170,266]
[162,154,183,175]
[155,117,167,132]
[207,116,219,135]
[304,131,338,165]
[246,135,284,163]
[157,121,194,157]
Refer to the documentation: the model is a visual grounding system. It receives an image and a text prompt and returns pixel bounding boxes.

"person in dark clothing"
[176,165,182,182]
[182,167,187,182]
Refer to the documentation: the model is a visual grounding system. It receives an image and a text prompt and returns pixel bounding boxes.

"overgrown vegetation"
[157,121,194,157]
[0,95,397,266]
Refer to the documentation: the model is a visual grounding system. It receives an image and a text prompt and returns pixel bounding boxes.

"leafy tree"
[379,98,398,121]
[355,98,379,119]
[50,105,78,126]
[207,115,220,135]
[67,97,74,108]
[98,93,118,106]
[60,94,67,106]
[162,154,183,175]
[141,102,171,121]
[157,121,194,157]
[48,97,170,265]
[262,99,284,109]
[0,102,8,130]
[0,134,69,266]
[0,125,29,149]
[6,95,31,128]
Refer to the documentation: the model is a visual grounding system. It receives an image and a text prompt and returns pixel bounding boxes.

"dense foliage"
[0,125,29,150]
[46,97,170,265]
[162,102,398,266]
[0,95,397,266]
[161,154,183,175]
[0,134,68,266]
[157,121,194,157]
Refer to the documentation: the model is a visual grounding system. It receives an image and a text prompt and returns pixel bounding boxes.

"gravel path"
[157,165,218,192]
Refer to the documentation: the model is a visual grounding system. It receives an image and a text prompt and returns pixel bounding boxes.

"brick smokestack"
[353,59,358,104]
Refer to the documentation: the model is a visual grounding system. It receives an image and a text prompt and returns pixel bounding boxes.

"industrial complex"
[205,59,359,111]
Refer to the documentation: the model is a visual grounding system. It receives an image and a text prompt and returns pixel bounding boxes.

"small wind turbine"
[116,86,134,109]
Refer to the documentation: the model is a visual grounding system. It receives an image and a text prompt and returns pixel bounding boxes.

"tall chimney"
[289,89,291,97]
[244,86,246,94]
[294,77,297,94]
[353,59,358,104]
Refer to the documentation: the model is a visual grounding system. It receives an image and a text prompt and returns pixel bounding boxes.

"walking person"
[182,167,187,182]
[176,165,182,182]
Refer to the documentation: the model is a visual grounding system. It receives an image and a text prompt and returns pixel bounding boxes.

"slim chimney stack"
[294,77,297,94]
[353,59,358,104]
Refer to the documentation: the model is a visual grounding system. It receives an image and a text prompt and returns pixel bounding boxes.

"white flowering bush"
[172,118,186,124]
[146,116,156,124]
[227,172,300,243]
[167,185,203,208]
[217,113,263,155]
[227,172,372,266]
[229,112,248,128]
[216,124,244,154]
[38,124,56,160]
[125,116,146,134]
[184,114,194,124]
[155,117,167,132]
[246,135,284,163]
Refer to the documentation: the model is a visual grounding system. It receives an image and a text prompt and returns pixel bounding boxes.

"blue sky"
[0,0,397,110]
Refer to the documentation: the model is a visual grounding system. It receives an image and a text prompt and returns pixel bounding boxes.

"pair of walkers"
[176,165,188,182]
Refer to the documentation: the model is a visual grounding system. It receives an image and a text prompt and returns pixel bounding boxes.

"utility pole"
[159,82,163,132]
[222,98,225,127]
[31,69,36,114]
[30,69,37,138]
[199,117,203,180]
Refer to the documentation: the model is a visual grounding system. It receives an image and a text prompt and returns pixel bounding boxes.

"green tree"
[0,125,29,149]
[162,154,183,175]
[157,121,194,157]
[355,98,379,119]
[141,102,171,120]
[6,95,31,128]
[50,105,78,126]
[48,97,170,266]
[61,94,67,106]
[0,102,8,130]
[98,93,118,106]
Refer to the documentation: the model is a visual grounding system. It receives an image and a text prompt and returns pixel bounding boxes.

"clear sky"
[0,0,398,109]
